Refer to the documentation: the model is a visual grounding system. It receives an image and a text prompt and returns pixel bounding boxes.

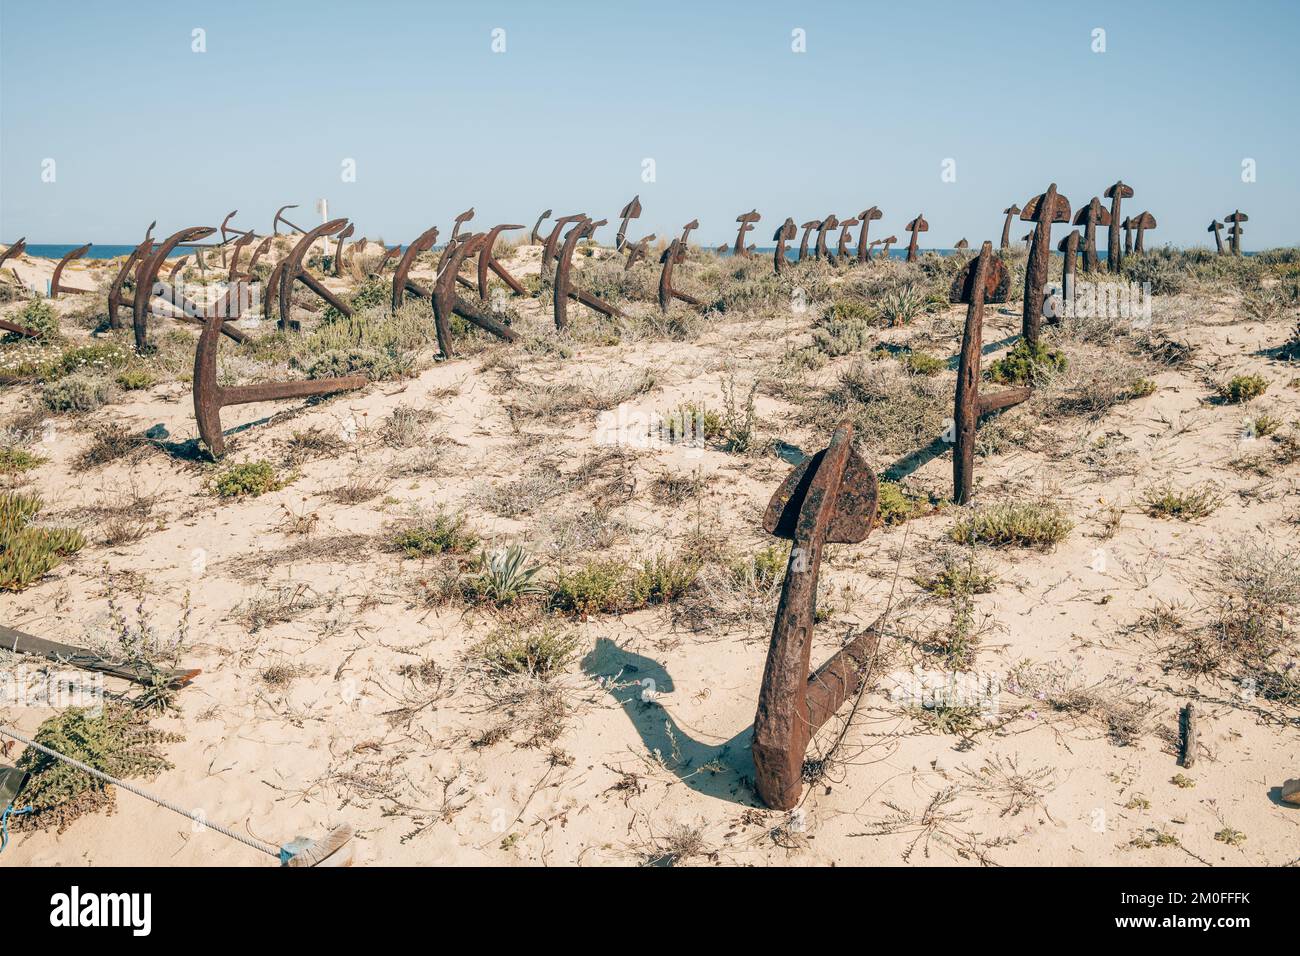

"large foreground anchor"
[192,310,366,458]
[553,217,621,329]
[753,422,881,811]
[50,243,92,298]
[951,242,1031,505]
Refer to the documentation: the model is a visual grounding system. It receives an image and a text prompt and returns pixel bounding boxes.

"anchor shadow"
[581,637,757,805]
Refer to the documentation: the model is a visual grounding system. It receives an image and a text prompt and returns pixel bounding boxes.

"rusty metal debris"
[772,218,796,274]
[1122,217,1133,257]
[954,238,969,252]
[798,220,820,262]
[856,207,882,263]
[676,220,699,262]
[1225,210,1247,256]
[881,235,897,258]
[814,215,838,261]
[615,196,641,251]
[50,243,92,298]
[277,219,353,330]
[1208,219,1225,255]
[1104,180,1133,273]
[623,234,655,270]
[1000,205,1021,251]
[1073,197,1110,273]
[530,209,552,245]
[752,422,880,810]
[733,210,760,256]
[904,215,927,262]
[554,217,621,329]
[659,238,703,313]
[1020,183,1070,350]
[192,307,364,458]
[475,224,527,301]
[226,231,257,283]
[1058,229,1080,293]
[950,242,1031,505]
[1131,212,1156,254]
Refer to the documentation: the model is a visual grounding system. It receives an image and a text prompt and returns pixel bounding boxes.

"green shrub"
[986,339,1067,386]
[476,625,579,678]
[12,704,177,833]
[628,554,700,606]
[661,403,724,442]
[731,543,790,588]
[210,460,282,498]
[7,299,60,342]
[0,447,45,474]
[549,559,630,616]
[115,367,157,390]
[901,351,944,376]
[949,501,1072,549]
[1216,374,1268,404]
[301,346,406,381]
[877,480,932,525]
[59,341,132,376]
[388,512,479,557]
[0,490,86,591]
[40,373,114,412]
[1141,481,1222,521]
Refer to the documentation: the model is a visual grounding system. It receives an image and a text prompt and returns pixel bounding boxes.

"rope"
[0,724,279,860]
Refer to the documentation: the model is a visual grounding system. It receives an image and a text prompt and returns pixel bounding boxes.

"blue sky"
[2,0,1296,249]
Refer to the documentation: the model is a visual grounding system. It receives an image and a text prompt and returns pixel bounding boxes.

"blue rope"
[0,803,33,855]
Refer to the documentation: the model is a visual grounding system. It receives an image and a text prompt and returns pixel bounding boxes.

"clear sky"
[2,0,1296,249]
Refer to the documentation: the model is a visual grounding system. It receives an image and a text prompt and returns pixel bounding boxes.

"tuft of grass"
[464,545,547,606]
[876,480,934,526]
[549,559,631,616]
[986,339,1067,386]
[40,373,115,412]
[74,422,145,471]
[476,625,579,678]
[0,446,45,474]
[1216,374,1268,404]
[877,284,926,327]
[387,512,480,558]
[1141,481,1222,521]
[0,490,86,591]
[900,351,944,376]
[949,501,1072,549]
[210,460,283,498]
[915,547,998,597]
[115,367,157,391]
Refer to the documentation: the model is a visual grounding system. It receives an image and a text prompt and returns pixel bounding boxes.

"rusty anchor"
[752,422,881,811]
[676,220,699,263]
[391,224,441,313]
[0,314,41,338]
[428,232,519,358]
[904,215,927,263]
[277,218,354,330]
[772,218,796,274]
[1020,184,1071,351]
[475,224,527,301]
[999,205,1021,250]
[880,235,897,258]
[375,244,403,274]
[1121,217,1133,257]
[834,218,859,264]
[167,256,189,282]
[1225,210,1247,256]
[273,204,306,235]
[1073,197,1110,273]
[658,238,703,313]
[1104,180,1133,273]
[0,237,27,277]
[615,196,642,252]
[1208,219,1225,255]
[218,210,251,267]
[50,243,92,298]
[1057,229,1080,314]
[954,238,969,253]
[331,223,355,277]
[541,213,586,266]
[856,207,882,263]
[1131,212,1156,255]
[733,210,760,257]
[107,222,156,330]
[132,226,245,352]
[950,242,1032,505]
[623,234,655,270]
[530,209,552,245]
[245,235,273,277]
[192,309,365,458]
[798,220,821,262]
[226,231,258,283]
[814,215,839,261]
[554,218,622,330]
